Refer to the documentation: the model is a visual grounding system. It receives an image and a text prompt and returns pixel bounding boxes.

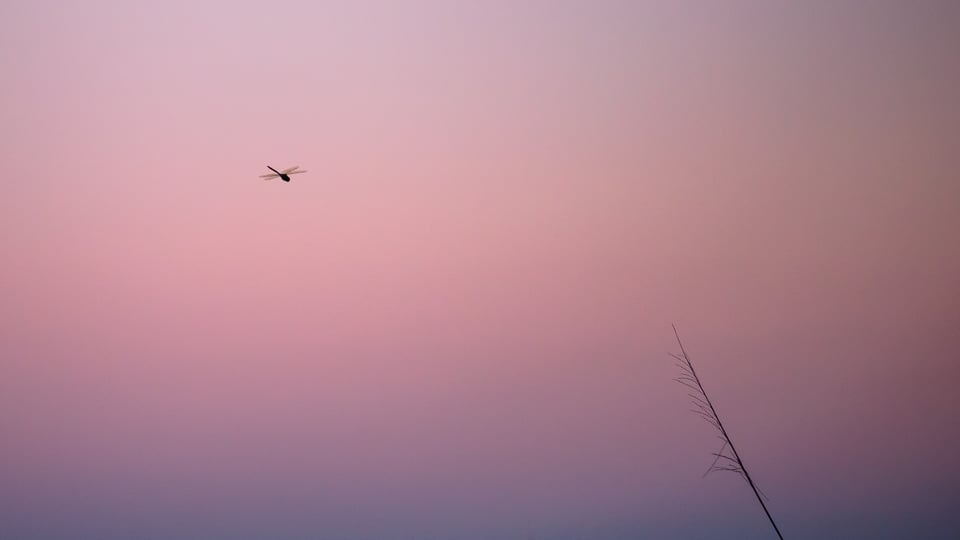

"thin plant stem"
[672,324,785,540]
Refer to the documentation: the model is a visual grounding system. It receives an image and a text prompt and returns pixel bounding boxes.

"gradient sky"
[2,1,959,539]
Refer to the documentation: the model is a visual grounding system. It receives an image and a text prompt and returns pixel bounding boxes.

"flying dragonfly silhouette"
[260,165,306,182]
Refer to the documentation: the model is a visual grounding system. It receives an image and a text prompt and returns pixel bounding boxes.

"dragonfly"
[260,165,307,182]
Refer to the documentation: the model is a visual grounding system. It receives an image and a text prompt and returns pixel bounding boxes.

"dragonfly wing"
[260,174,279,179]
[287,170,307,175]
[281,166,299,174]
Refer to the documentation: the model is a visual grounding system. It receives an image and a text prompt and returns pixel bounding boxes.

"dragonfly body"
[268,166,290,182]
[261,165,306,182]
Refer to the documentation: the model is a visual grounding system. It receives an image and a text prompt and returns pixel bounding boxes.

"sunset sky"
[2,1,959,538]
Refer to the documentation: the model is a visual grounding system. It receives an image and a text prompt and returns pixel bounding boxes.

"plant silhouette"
[671,324,785,540]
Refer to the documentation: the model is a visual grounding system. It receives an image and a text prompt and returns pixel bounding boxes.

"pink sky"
[2,1,959,538]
